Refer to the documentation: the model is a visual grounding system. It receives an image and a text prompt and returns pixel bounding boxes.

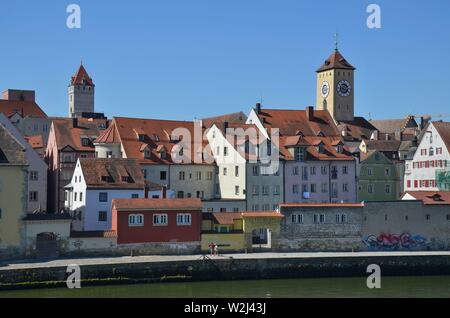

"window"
[252,185,259,196]
[235,166,239,177]
[177,191,184,198]
[342,166,348,175]
[321,166,327,175]
[295,147,305,161]
[447,214,450,221]
[196,171,202,180]
[262,185,269,196]
[179,171,185,180]
[342,183,349,192]
[314,214,325,224]
[310,184,316,193]
[29,171,38,181]
[301,167,308,180]
[196,191,204,199]
[336,214,347,223]
[0,208,2,219]
[426,214,431,221]
[321,183,328,193]
[224,147,228,156]
[153,214,168,225]
[273,185,280,195]
[385,184,391,194]
[79,192,83,201]
[385,168,390,176]
[160,171,167,180]
[177,213,191,225]
[132,193,139,199]
[310,167,316,175]
[129,214,144,226]
[99,192,108,202]
[252,166,259,176]
[29,191,38,202]
[74,192,77,201]
[368,184,374,194]
[235,186,240,195]
[207,171,213,180]
[223,167,228,176]
[292,167,299,175]
[81,138,90,147]
[293,184,299,194]
[367,168,373,176]
[98,211,107,222]
[292,214,304,224]
[331,166,338,179]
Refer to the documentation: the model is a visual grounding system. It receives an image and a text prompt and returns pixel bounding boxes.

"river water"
[1,276,450,298]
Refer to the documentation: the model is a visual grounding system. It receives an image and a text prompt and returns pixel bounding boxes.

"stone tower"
[68,64,95,118]
[316,48,355,122]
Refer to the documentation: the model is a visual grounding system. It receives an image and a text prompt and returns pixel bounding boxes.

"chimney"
[255,103,261,114]
[306,106,314,121]
[72,117,78,128]
[420,116,425,130]
[223,121,229,133]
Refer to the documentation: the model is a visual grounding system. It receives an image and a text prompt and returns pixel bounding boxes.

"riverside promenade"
[1,251,450,288]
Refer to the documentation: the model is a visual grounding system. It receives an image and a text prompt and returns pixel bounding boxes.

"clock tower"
[316,47,356,122]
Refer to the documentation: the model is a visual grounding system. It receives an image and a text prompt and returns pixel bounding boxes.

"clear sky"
[1,0,449,121]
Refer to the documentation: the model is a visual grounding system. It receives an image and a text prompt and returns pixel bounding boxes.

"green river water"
[1,276,449,298]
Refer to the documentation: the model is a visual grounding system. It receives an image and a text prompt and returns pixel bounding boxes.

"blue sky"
[0,0,449,121]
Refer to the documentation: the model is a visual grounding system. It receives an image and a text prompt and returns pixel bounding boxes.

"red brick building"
[111,198,202,245]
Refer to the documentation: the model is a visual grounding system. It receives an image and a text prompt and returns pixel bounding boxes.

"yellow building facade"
[0,124,28,253]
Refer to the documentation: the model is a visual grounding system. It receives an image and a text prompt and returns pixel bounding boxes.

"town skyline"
[1,0,450,121]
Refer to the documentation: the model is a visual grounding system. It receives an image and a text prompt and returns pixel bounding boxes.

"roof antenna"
[368,112,372,121]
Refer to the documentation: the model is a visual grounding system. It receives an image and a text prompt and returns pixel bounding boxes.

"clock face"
[321,81,330,98]
[337,80,351,97]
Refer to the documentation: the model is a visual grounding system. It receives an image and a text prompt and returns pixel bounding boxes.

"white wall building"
[404,122,450,191]
[0,113,47,213]
[65,158,145,231]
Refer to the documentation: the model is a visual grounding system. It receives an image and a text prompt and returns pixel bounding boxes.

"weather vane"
[334,33,339,51]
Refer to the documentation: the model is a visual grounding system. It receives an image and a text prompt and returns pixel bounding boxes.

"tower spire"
[334,33,339,51]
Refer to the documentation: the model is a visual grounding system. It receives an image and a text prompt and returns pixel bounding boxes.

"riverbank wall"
[1,253,450,290]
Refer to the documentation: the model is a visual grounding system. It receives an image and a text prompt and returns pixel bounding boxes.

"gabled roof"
[0,100,48,119]
[0,123,27,165]
[79,158,145,189]
[99,117,211,165]
[202,111,247,128]
[365,140,401,152]
[433,121,450,153]
[52,118,107,151]
[71,64,94,86]
[316,50,356,72]
[203,212,242,225]
[403,191,450,205]
[338,117,378,142]
[112,198,202,211]
[255,108,340,137]
[370,116,419,134]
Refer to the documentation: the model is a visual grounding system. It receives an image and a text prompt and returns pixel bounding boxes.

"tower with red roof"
[68,63,95,118]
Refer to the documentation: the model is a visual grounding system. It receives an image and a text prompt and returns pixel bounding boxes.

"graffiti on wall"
[362,233,429,250]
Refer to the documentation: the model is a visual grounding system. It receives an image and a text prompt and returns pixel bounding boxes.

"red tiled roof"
[279,203,364,208]
[403,191,450,205]
[112,198,203,211]
[316,50,356,72]
[71,64,94,86]
[79,158,145,189]
[0,100,47,118]
[100,117,211,165]
[338,117,378,142]
[202,112,247,128]
[433,121,450,153]
[24,135,44,149]
[204,213,242,225]
[52,118,107,151]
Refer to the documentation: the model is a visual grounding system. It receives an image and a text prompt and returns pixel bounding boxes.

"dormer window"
[160,150,167,160]
[138,134,145,142]
[144,149,151,159]
[317,144,324,154]
[122,176,131,183]
[179,147,184,156]
[81,138,90,147]
[295,147,306,161]
[317,131,324,137]
[336,145,343,153]
[101,175,113,182]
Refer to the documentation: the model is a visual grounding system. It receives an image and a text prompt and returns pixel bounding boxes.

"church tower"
[68,64,95,118]
[316,44,355,122]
